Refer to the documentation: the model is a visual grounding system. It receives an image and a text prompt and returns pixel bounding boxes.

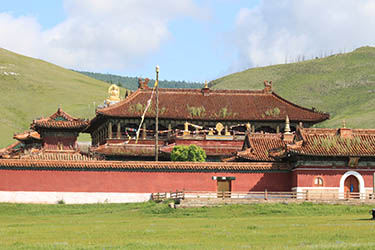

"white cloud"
[0,0,202,71]
[233,0,375,68]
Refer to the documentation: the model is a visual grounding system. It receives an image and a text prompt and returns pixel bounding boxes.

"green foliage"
[57,199,65,205]
[187,105,206,118]
[170,144,206,162]
[211,46,375,129]
[218,107,234,118]
[129,103,167,115]
[78,71,204,90]
[264,107,281,117]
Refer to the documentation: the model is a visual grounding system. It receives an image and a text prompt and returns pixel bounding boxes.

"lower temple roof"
[0,159,290,172]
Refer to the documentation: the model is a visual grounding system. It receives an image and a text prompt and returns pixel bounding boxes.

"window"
[314,177,324,186]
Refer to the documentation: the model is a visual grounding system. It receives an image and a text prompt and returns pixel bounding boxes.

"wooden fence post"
[265,189,268,200]
[306,190,309,201]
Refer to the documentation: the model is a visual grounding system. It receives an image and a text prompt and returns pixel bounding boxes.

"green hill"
[210,46,375,129]
[77,71,204,90]
[0,48,121,147]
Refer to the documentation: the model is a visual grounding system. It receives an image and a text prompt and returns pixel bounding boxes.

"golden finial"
[342,120,346,128]
[204,80,208,88]
[284,115,291,134]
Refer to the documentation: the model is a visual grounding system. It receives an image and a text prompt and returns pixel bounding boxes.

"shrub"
[170,145,206,162]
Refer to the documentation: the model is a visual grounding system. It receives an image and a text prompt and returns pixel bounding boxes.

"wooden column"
[108,122,112,139]
[117,122,121,139]
[142,123,147,140]
[168,123,171,138]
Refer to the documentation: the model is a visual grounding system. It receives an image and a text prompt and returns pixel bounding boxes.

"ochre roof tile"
[288,128,375,157]
[236,133,286,161]
[0,159,289,171]
[94,88,329,122]
[32,108,88,130]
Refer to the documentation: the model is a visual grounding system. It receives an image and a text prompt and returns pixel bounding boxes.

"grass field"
[211,46,375,129]
[1,202,375,249]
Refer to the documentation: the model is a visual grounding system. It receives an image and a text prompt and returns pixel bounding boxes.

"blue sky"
[1,0,375,82]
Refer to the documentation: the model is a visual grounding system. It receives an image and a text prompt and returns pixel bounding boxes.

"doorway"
[344,175,359,198]
[217,180,231,198]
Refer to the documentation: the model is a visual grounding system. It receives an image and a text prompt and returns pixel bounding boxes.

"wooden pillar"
[168,123,171,138]
[142,123,147,140]
[117,122,121,139]
[108,122,112,139]
[276,125,280,133]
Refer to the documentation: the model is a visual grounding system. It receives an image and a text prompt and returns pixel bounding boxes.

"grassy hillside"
[78,71,204,90]
[211,46,375,129]
[0,48,122,148]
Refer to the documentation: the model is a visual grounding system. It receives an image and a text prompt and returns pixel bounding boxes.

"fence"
[151,190,185,202]
[152,190,375,202]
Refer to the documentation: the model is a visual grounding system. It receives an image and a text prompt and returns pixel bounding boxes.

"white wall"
[0,191,151,204]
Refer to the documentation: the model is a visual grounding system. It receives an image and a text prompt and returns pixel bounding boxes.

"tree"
[170,144,206,162]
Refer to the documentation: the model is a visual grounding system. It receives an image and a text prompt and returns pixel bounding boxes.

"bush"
[170,144,206,162]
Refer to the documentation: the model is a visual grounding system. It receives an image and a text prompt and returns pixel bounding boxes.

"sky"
[1,0,375,82]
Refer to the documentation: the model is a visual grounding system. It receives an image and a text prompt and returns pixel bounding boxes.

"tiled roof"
[0,141,21,157]
[93,143,156,157]
[287,128,375,157]
[0,159,290,171]
[31,108,89,130]
[160,139,243,156]
[235,133,286,161]
[21,152,97,161]
[13,130,41,141]
[94,87,329,122]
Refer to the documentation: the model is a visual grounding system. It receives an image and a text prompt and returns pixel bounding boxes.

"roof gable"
[236,133,285,161]
[31,108,89,131]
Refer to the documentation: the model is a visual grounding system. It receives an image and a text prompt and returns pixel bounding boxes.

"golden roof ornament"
[216,122,224,135]
[284,115,291,134]
[204,80,208,88]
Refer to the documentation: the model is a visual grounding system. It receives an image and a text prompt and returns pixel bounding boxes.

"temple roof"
[31,108,89,131]
[0,159,289,171]
[93,86,329,123]
[235,133,286,161]
[13,130,41,141]
[285,127,375,157]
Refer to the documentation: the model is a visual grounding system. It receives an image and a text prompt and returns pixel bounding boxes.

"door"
[217,180,231,198]
[344,175,359,198]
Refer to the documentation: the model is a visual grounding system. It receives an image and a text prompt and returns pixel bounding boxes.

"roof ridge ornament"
[263,80,272,93]
[202,80,210,96]
[283,115,294,143]
[284,115,291,134]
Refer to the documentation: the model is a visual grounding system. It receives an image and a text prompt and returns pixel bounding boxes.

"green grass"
[0,48,125,148]
[1,202,375,249]
[211,46,375,129]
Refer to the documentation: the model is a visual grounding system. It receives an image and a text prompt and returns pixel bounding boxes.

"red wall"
[0,169,291,193]
[44,136,77,150]
[293,168,375,188]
